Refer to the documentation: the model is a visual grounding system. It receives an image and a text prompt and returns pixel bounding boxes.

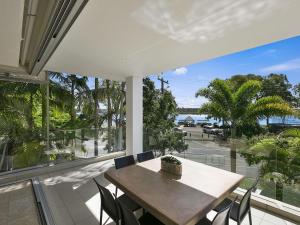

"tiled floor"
[38,160,298,225]
[0,180,40,225]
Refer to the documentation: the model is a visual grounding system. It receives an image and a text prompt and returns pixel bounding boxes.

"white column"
[126,76,143,155]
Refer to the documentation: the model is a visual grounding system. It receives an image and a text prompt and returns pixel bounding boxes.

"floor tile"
[32,160,300,225]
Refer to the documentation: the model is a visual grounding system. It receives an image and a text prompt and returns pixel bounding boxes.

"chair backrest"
[238,178,259,221]
[93,178,120,221]
[114,155,135,169]
[116,198,140,225]
[212,197,237,225]
[137,151,154,163]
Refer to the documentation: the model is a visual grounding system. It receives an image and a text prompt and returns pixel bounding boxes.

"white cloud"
[174,67,188,75]
[261,58,300,73]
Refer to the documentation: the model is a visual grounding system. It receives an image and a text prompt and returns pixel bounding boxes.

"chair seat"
[138,212,164,225]
[118,194,141,212]
[214,198,240,221]
[195,217,212,225]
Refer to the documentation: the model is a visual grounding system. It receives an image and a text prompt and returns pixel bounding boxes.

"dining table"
[104,156,244,225]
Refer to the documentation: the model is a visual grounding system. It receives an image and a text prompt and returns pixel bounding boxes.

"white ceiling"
[2,0,300,81]
[0,0,24,67]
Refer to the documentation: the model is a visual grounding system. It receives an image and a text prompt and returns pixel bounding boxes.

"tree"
[197,78,294,173]
[261,74,293,101]
[143,78,188,155]
[228,74,263,91]
[196,79,293,138]
[49,72,90,128]
[105,80,113,152]
[293,83,300,108]
[244,129,300,202]
[261,74,294,125]
[111,82,126,150]
[94,77,100,156]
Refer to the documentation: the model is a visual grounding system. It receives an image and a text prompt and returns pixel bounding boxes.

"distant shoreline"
[176,114,300,126]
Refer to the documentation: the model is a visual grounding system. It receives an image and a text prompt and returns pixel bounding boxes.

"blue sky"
[150,35,300,108]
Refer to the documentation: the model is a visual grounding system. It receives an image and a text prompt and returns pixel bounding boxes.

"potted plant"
[161,156,182,176]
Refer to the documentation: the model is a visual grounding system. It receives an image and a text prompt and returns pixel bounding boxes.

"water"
[175,114,300,125]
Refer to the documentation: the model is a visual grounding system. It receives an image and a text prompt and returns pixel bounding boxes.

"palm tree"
[94,77,100,156]
[105,80,113,152]
[196,79,293,173]
[245,128,300,201]
[91,77,106,156]
[196,79,293,138]
[49,72,90,127]
[111,82,126,150]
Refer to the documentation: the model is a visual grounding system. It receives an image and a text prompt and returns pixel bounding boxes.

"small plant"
[161,156,182,165]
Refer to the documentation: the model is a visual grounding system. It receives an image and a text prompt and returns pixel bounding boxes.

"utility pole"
[157,73,169,94]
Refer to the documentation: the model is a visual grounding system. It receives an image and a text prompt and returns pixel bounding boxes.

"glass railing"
[0,127,124,173]
[144,127,300,209]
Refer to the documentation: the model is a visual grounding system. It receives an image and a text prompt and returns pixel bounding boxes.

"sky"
[150,35,300,108]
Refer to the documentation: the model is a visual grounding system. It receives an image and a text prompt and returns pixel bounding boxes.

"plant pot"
[161,161,182,176]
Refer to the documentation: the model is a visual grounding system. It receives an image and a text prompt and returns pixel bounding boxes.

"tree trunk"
[106,80,112,152]
[117,82,125,150]
[70,77,76,127]
[275,182,283,201]
[94,78,99,156]
[28,93,34,133]
[230,123,237,139]
[41,84,47,139]
[230,123,237,173]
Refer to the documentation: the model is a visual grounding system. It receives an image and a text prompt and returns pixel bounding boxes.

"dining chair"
[93,178,120,225]
[114,155,135,169]
[137,151,154,163]
[196,197,237,225]
[114,155,136,196]
[93,178,141,225]
[214,178,259,225]
[116,197,164,225]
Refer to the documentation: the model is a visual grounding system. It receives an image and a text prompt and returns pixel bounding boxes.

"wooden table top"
[104,156,244,225]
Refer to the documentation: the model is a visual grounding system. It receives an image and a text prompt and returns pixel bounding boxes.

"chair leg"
[248,210,253,225]
[100,208,103,225]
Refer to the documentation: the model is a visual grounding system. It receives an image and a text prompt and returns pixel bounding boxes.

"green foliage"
[161,156,182,165]
[143,78,188,155]
[228,74,263,91]
[0,73,127,171]
[13,141,46,169]
[261,74,294,103]
[196,78,294,138]
[244,129,300,184]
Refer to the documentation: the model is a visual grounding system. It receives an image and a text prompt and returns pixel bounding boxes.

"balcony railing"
[0,128,124,173]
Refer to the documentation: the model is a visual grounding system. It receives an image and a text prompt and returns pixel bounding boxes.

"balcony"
[0,157,297,225]
[1,1,300,225]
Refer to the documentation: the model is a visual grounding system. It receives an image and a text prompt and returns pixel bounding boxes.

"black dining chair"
[113,155,142,213]
[114,155,136,196]
[116,197,164,225]
[93,178,120,225]
[114,155,135,169]
[137,151,154,163]
[93,178,141,225]
[196,197,237,225]
[214,178,259,225]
